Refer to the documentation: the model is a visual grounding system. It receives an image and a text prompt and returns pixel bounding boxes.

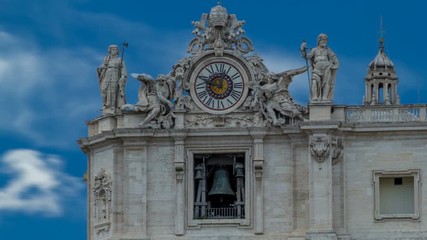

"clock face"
[191,60,248,114]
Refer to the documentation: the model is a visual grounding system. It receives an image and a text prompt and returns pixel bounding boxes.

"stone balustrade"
[343,105,427,123]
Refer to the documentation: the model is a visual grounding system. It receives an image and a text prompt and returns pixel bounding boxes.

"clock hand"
[213,79,223,88]
[202,78,211,83]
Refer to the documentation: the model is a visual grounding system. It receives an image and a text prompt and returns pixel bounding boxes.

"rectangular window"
[373,170,421,220]
[187,148,251,227]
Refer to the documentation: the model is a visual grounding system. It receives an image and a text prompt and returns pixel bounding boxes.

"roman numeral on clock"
[197,90,208,99]
[230,90,241,100]
[231,72,241,80]
[205,97,213,107]
[226,65,232,74]
[233,82,243,89]
[205,65,214,75]
[218,100,225,109]
[196,82,205,89]
[198,75,209,82]
[215,63,225,73]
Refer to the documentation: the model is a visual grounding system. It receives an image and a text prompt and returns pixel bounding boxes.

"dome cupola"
[364,37,399,105]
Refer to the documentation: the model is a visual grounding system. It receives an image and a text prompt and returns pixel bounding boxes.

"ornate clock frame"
[188,50,252,115]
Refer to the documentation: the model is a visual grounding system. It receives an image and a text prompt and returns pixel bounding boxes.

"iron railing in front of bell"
[194,207,245,219]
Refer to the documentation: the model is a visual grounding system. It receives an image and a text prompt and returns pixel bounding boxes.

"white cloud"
[0,149,84,216]
[0,9,191,148]
[0,31,101,148]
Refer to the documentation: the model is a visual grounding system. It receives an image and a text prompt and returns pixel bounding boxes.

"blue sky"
[0,0,426,239]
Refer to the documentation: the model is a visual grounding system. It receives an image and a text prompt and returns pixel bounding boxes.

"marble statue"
[300,33,339,102]
[121,73,175,129]
[97,45,127,113]
[258,67,307,125]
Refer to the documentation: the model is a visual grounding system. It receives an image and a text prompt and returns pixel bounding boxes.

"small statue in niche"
[97,45,127,114]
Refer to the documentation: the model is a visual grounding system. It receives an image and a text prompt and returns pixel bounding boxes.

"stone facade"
[80,106,427,240]
[79,4,427,240]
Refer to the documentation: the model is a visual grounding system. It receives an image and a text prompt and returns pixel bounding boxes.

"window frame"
[372,169,421,221]
[186,147,252,227]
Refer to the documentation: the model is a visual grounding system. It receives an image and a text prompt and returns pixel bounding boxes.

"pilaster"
[113,146,125,236]
[173,131,188,236]
[308,134,335,234]
[122,140,148,239]
[249,128,267,235]
[301,114,344,240]
[174,110,186,129]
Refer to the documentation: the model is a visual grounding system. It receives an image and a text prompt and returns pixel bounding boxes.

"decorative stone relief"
[93,168,112,234]
[331,136,344,165]
[245,54,269,84]
[250,67,308,126]
[240,53,308,126]
[174,95,195,111]
[309,136,331,163]
[184,112,266,128]
[309,135,343,164]
[171,57,195,110]
[185,115,214,128]
[188,4,253,56]
[224,114,266,127]
[121,74,176,129]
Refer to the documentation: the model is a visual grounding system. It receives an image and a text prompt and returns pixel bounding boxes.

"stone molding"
[186,147,252,228]
[372,169,421,221]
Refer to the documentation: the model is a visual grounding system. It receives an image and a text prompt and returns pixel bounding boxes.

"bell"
[208,168,235,197]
